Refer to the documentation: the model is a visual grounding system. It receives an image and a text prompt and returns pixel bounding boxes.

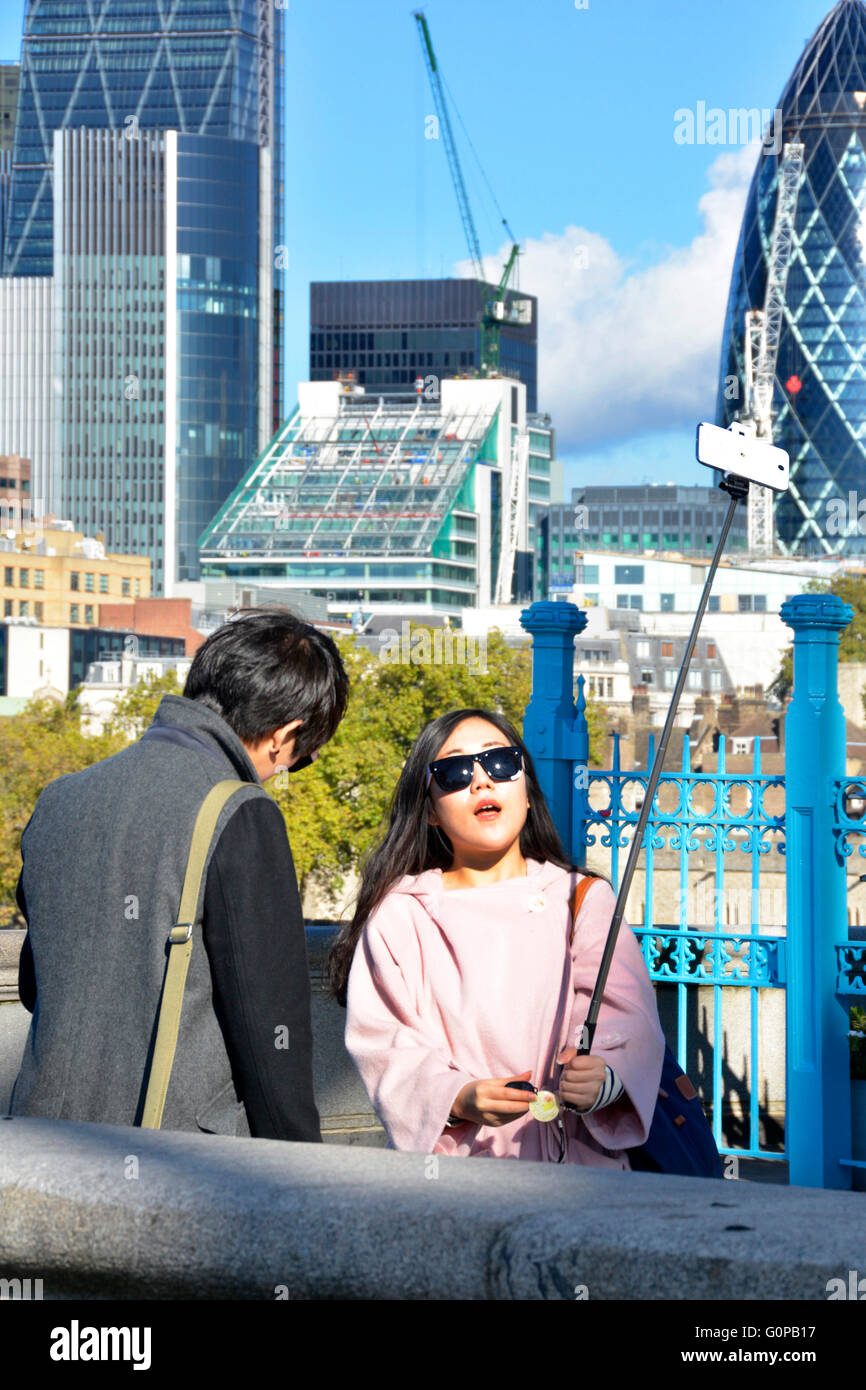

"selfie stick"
[575,471,750,1059]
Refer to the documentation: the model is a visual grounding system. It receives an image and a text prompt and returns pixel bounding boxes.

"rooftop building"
[310,279,538,412]
[0,619,184,702]
[543,484,749,597]
[0,521,150,630]
[199,376,551,618]
[570,548,837,617]
[171,578,330,636]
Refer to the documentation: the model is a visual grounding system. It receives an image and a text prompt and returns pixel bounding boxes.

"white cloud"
[461,143,759,454]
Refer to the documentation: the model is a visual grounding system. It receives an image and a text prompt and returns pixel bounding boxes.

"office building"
[199,376,543,618]
[570,548,833,616]
[717,0,866,556]
[542,485,748,594]
[2,0,285,590]
[0,520,150,629]
[0,278,53,508]
[0,620,185,704]
[0,62,19,157]
[310,279,538,412]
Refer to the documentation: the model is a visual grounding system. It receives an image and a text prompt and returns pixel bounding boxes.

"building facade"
[570,548,834,616]
[0,620,185,702]
[0,522,150,629]
[717,0,866,557]
[0,277,52,508]
[543,485,748,595]
[52,126,267,591]
[2,0,285,589]
[199,376,542,619]
[0,62,19,157]
[310,280,538,413]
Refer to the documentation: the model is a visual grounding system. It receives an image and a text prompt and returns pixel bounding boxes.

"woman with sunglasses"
[328,707,664,1165]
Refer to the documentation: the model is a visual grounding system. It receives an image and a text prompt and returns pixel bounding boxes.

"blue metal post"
[520,601,587,859]
[782,592,853,1188]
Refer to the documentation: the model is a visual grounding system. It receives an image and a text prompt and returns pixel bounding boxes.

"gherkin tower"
[717,0,866,555]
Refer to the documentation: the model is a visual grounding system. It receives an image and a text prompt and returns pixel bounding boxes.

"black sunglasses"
[287,752,316,773]
[426,745,523,793]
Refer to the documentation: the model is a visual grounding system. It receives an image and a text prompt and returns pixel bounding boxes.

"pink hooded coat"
[345,857,665,1166]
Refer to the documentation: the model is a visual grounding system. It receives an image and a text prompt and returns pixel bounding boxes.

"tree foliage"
[0,630,610,919]
[770,574,866,704]
[269,626,608,910]
[104,668,182,739]
[0,693,124,921]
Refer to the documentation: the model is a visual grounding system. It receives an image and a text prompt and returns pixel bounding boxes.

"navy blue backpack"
[568,877,724,1180]
[626,1043,724,1178]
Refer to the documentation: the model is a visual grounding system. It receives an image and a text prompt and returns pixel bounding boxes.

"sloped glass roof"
[199,394,499,561]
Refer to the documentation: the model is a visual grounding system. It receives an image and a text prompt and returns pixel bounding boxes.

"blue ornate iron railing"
[520,593,859,1187]
[574,695,786,1163]
[834,776,866,999]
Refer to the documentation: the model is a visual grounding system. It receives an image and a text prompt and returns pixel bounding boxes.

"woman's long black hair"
[327,706,603,1006]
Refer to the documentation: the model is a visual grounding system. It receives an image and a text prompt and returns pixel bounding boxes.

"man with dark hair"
[10,608,349,1141]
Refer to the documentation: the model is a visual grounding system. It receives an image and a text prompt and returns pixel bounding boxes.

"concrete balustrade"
[0,1114,863,1300]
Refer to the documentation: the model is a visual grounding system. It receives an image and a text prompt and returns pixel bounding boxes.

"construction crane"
[740,141,804,554]
[414,9,531,607]
[414,10,530,376]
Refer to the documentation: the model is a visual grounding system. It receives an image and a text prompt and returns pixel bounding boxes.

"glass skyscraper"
[717,0,866,557]
[2,0,284,589]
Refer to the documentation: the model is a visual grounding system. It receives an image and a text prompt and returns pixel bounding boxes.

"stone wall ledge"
[0,1117,861,1300]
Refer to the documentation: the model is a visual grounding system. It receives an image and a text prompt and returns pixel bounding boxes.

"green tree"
[0,636,611,920]
[0,694,123,920]
[770,574,866,704]
[0,672,181,919]
[105,667,182,740]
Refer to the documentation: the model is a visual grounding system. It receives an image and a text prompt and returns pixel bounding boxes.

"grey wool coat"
[9,694,310,1136]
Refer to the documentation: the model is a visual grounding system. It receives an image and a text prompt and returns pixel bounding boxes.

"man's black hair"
[183,606,349,755]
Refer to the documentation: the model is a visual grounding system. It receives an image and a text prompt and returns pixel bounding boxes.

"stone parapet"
[0,1116,861,1300]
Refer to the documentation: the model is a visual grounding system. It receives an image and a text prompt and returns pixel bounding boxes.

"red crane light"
[786,374,802,394]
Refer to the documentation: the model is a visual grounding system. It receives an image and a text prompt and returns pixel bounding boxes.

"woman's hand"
[450,1070,535,1127]
[556,1047,607,1111]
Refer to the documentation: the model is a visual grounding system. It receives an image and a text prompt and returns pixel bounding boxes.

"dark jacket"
[9,694,322,1142]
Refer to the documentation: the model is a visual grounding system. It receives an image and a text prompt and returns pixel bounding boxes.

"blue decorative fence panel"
[834,776,866,1000]
[573,687,787,1163]
[520,595,861,1187]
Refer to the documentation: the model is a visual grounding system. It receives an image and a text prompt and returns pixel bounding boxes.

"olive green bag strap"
[140,780,254,1130]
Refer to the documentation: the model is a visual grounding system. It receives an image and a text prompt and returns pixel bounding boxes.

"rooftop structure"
[544,484,749,596]
[310,279,538,412]
[570,548,840,616]
[0,521,150,629]
[200,377,547,617]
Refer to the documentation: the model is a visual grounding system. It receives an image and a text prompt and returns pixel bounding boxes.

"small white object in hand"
[529,1089,560,1122]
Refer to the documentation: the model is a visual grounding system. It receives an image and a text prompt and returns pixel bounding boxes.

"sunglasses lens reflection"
[430,747,522,792]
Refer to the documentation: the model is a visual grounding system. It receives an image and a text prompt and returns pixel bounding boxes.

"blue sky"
[0,0,840,493]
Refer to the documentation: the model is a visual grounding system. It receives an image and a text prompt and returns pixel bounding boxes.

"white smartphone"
[696,421,790,492]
